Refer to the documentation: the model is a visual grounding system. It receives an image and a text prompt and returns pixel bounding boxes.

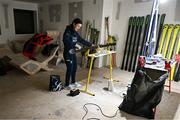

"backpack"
[0,60,6,76]
[49,75,63,91]
[41,44,58,56]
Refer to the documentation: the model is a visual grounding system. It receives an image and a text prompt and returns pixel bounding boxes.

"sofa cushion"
[7,39,27,53]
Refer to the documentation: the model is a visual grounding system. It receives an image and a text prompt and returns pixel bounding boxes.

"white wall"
[38,1,67,35]
[39,0,103,39]
[0,0,38,44]
[111,0,179,67]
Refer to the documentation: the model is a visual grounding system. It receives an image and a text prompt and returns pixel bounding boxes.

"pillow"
[11,40,27,53]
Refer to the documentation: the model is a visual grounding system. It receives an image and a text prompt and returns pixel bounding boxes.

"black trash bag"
[119,69,168,119]
[49,75,63,91]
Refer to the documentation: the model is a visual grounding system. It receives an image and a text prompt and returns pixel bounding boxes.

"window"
[14,9,37,34]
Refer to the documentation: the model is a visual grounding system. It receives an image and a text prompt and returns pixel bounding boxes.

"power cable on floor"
[82,103,119,120]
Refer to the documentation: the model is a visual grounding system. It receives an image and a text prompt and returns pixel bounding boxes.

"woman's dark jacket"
[63,25,92,59]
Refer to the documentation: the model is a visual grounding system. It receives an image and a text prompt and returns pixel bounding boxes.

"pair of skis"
[121,16,145,72]
[158,24,180,80]
[82,22,100,68]
[157,24,180,59]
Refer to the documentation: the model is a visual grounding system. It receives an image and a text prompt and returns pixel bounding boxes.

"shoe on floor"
[71,82,82,88]
[64,85,74,90]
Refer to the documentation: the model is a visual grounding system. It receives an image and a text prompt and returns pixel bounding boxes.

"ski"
[82,21,92,68]
[132,16,144,72]
[128,17,141,72]
[174,63,180,81]
[124,17,137,70]
[162,24,174,57]
[140,15,151,55]
[174,39,180,81]
[167,24,180,59]
[157,24,169,54]
[154,14,166,54]
[121,17,133,70]
[172,36,180,81]
[85,21,92,41]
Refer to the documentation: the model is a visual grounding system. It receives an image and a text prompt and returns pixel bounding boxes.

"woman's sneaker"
[64,85,74,90]
[71,82,82,88]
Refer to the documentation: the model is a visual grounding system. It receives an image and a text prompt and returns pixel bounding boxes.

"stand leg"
[108,53,115,91]
[165,69,171,93]
[80,56,95,96]
[169,69,171,93]
[103,53,119,82]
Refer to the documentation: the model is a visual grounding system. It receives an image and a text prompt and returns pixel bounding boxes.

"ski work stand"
[80,50,116,96]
